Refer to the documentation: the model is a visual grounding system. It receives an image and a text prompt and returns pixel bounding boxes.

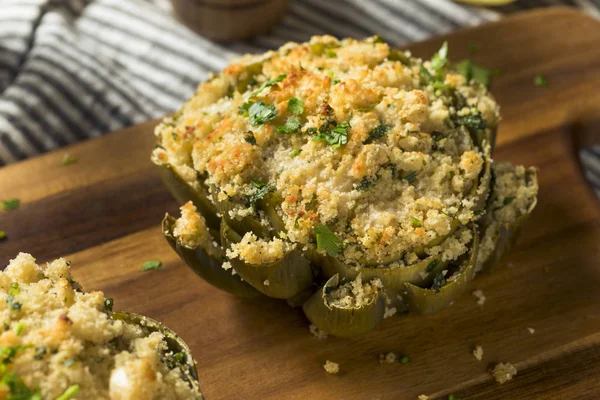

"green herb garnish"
[14,322,24,336]
[431,272,446,292]
[0,231,5,240]
[0,345,33,364]
[410,217,422,228]
[174,352,185,362]
[403,171,417,184]
[243,131,257,145]
[56,384,79,400]
[468,42,479,54]
[288,97,304,115]
[315,225,342,257]
[449,394,462,400]
[430,41,448,72]
[276,117,301,134]
[6,283,22,311]
[313,121,350,148]
[2,199,20,211]
[33,346,46,361]
[456,59,492,87]
[534,74,548,87]
[356,176,378,191]
[250,74,286,97]
[60,154,77,166]
[239,100,278,126]
[326,49,337,58]
[245,180,275,206]
[0,367,41,399]
[454,111,486,134]
[363,123,390,144]
[290,149,301,158]
[104,298,114,312]
[426,260,439,273]
[141,260,162,271]
[400,355,411,365]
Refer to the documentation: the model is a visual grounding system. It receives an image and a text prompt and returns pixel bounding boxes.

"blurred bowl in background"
[172,0,290,42]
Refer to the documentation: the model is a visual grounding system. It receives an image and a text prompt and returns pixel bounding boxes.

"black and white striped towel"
[0,0,599,197]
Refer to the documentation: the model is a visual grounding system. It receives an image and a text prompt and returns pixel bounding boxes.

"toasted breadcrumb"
[527,327,535,334]
[323,360,339,374]
[472,289,486,306]
[263,280,270,286]
[473,345,483,361]
[378,352,397,364]
[492,362,517,384]
[309,324,328,340]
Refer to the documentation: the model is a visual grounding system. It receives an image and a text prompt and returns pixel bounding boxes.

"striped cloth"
[0,0,599,197]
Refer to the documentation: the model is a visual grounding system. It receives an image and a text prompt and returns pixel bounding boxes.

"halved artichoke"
[153,36,538,337]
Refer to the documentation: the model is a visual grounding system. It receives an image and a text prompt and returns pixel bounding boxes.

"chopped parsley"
[495,196,515,210]
[14,322,24,336]
[403,171,417,184]
[239,100,278,126]
[2,199,20,211]
[56,384,79,400]
[250,74,286,97]
[400,355,411,365]
[287,97,304,115]
[448,395,462,400]
[174,352,185,362]
[0,231,5,240]
[356,175,378,191]
[454,111,487,134]
[430,41,448,72]
[534,74,548,87]
[363,123,390,144]
[243,131,257,145]
[0,367,41,399]
[6,283,22,311]
[315,225,342,257]
[326,49,337,58]
[426,259,439,273]
[245,180,275,206]
[1,345,33,364]
[431,271,447,292]
[327,71,341,85]
[276,117,301,134]
[313,121,350,148]
[60,154,77,166]
[104,297,114,312]
[141,260,163,271]
[468,42,479,54]
[410,217,422,228]
[33,346,46,361]
[456,59,492,87]
[290,148,301,158]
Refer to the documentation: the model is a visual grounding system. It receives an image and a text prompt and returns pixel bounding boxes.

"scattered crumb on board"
[378,352,397,364]
[418,395,429,400]
[492,362,518,384]
[472,289,486,306]
[527,327,535,334]
[309,324,328,340]
[263,279,270,286]
[473,345,484,361]
[323,360,339,374]
[383,306,397,319]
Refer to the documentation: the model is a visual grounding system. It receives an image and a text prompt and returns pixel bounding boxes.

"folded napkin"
[0,0,598,197]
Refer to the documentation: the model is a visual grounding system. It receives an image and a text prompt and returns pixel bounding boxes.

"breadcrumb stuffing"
[309,324,328,340]
[473,345,483,361]
[492,362,517,384]
[323,360,339,374]
[472,289,486,306]
[326,275,383,308]
[378,352,397,364]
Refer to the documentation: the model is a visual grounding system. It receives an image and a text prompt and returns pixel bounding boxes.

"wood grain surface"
[1,7,600,400]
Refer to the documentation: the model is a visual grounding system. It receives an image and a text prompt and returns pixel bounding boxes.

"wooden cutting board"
[1,7,600,399]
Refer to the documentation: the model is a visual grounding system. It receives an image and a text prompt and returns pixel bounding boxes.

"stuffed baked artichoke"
[153,36,538,337]
[0,253,202,399]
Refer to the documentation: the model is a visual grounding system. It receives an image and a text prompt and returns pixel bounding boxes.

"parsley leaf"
[56,384,79,400]
[356,175,378,191]
[534,74,548,87]
[243,131,257,145]
[400,355,412,365]
[240,101,279,126]
[313,121,351,148]
[410,217,422,228]
[276,117,301,134]
[6,283,22,311]
[430,41,448,72]
[0,231,5,241]
[290,149,301,158]
[2,199,20,211]
[431,272,446,292]
[454,111,487,134]
[315,225,342,257]
[141,260,162,271]
[245,180,275,206]
[363,123,390,144]
[60,154,77,166]
[250,74,286,97]
[403,171,417,184]
[288,97,304,115]
[104,298,114,312]
[456,59,491,87]
[0,364,41,400]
